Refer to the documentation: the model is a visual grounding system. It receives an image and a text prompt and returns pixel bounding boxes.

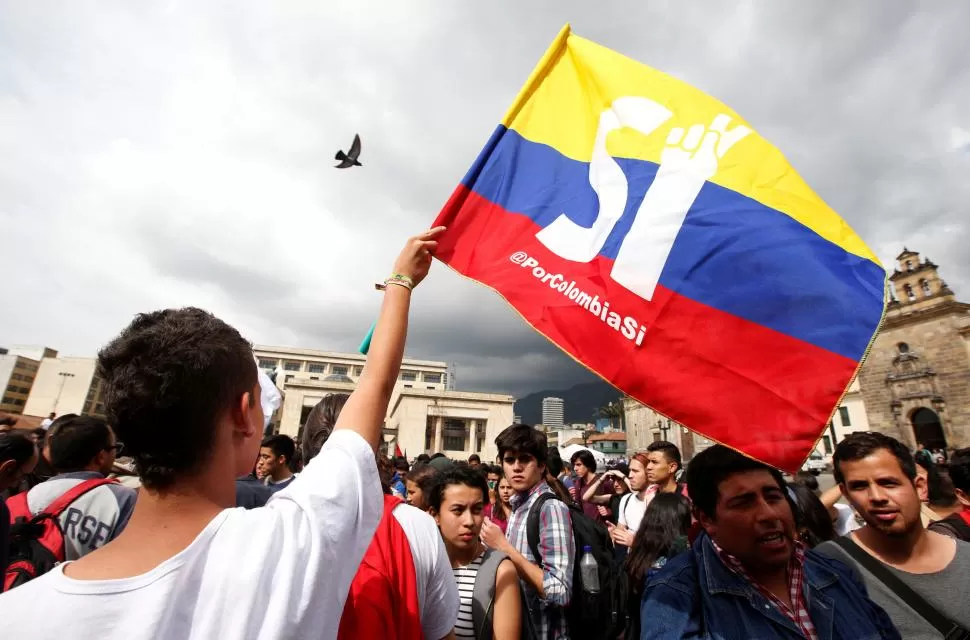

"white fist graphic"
[661,115,751,180]
[612,114,751,301]
[533,99,754,308]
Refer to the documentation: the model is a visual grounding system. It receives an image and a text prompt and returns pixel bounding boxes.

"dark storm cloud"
[2,1,968,396]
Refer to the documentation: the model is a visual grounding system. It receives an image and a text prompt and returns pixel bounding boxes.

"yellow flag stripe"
[501,25,878,264]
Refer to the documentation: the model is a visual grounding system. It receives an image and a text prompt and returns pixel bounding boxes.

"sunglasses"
[502,454,536,466]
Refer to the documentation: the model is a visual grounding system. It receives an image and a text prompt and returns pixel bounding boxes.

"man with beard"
[817,432,970,639]
[640,445,900,639]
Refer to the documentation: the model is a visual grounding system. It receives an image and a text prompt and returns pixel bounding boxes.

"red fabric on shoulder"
[337,495,423,640]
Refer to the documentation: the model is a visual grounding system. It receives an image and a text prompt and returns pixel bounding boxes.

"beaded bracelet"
[384,280,412,292]
[374,273,415,292]
[387,273,415,288]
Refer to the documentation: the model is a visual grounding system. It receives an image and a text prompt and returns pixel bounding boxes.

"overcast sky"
[2,1,968,397]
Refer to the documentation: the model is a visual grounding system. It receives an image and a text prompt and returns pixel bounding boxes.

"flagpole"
[358,321,376,355]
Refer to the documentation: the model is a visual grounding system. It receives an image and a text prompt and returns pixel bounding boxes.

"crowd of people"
[0,228,969,639]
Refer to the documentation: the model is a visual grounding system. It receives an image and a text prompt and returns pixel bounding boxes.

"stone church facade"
[857,249,970,451]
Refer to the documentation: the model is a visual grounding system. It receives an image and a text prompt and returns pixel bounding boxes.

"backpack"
[527,492,616,639]
[470,548,508,639]
[609,558,637,640]
[4,477,116,591]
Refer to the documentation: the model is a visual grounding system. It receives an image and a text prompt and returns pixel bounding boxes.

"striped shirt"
[452,553,485,638]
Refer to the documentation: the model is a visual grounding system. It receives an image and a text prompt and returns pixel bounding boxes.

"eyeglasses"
[107,442,125,455]
[502,454,536,466]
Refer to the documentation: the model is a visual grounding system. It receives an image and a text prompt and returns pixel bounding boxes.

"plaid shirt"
[712,539,818,640]
[506,480,574,640]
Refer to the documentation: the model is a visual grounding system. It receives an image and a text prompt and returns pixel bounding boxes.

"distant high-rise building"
[542,397,565,430]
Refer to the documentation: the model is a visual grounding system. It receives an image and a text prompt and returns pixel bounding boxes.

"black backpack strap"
[618,493,633,526]
[526,493,559,568]
[833,536,970,640]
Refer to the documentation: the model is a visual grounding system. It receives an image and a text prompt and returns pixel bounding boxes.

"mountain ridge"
[513,379,624,426]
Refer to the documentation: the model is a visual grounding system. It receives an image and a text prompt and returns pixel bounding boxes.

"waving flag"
[432,25,885,472]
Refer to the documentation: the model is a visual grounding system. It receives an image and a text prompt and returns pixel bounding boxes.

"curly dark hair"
[97,307,257,490]
[427,465,490,514]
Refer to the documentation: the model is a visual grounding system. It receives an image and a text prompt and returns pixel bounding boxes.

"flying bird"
[335,134,362,168]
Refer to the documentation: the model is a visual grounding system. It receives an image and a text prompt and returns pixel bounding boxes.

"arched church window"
[904,284,915,301]
[905,260,913,271]
[920,279,931,296]
[897,342,909,354]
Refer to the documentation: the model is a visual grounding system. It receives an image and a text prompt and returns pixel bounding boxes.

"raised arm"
[582,471,621,504]
[819,484,843,509]
[333,227,445,450]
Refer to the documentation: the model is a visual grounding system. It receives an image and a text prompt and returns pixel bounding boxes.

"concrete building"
[857,249,970,451]
[623,397,714,461]
[626,382,871,467]
[545,427,585,448]
[257,345,513,460]
[254,344,449,392]
[0,353,41,414]
[541,397,565,430]
[387,388,514,462]
[587,432,627,460]
[4,345,58,362]
[22,356,107,419]
[817,378,871,458]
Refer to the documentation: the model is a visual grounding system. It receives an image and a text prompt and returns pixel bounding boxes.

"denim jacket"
[640,533,900,640]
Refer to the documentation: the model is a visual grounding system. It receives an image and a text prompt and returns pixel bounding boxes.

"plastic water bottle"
[579,545,600,594]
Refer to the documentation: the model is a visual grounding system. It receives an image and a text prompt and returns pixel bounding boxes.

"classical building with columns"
[254,345,514,460]
[386,388,514,462]
[856,250,970,451]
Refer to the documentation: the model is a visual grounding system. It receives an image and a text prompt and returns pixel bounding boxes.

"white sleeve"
[421,534,460,640]
[264,430,382,610]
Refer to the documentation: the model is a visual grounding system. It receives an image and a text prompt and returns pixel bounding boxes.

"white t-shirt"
[618,491,648,533]
[0,430,382,640]
[391,504,459,640]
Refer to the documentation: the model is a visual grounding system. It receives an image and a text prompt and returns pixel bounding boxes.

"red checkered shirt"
[711,539,818,640]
